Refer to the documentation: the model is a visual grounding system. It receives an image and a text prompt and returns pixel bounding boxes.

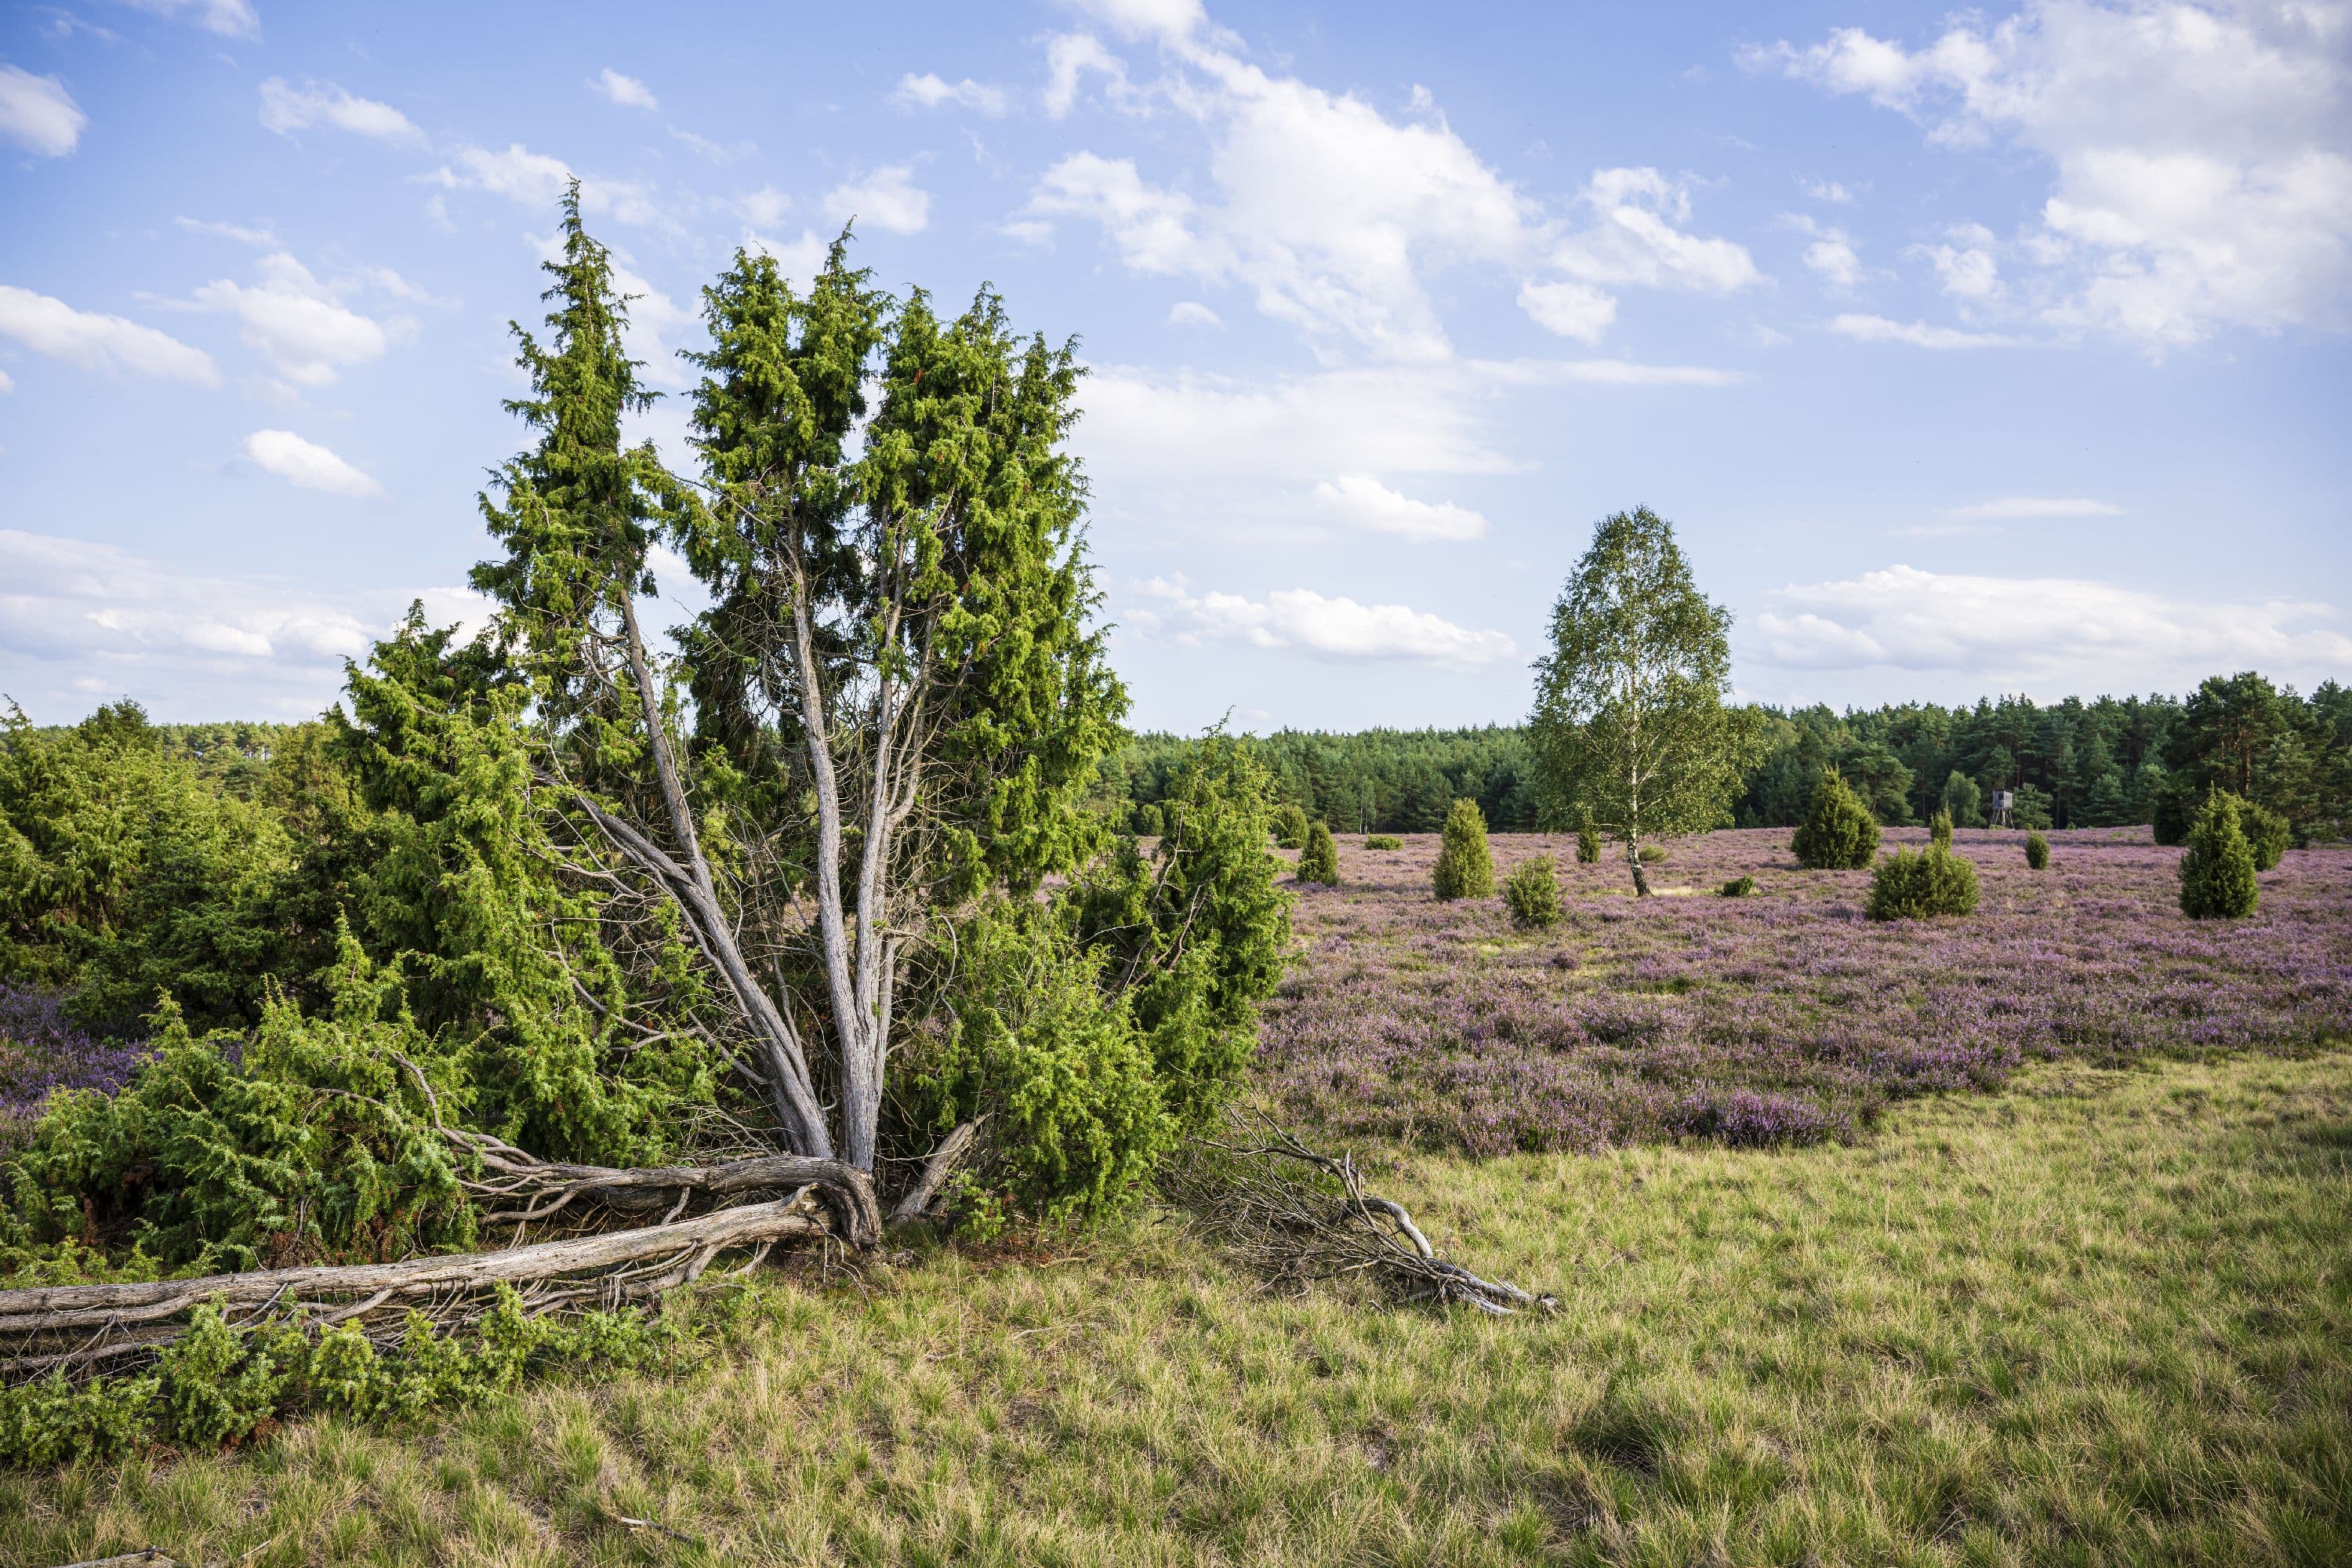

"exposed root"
[1171,1109,1557,1316]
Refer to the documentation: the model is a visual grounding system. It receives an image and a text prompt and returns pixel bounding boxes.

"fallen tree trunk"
[0,1189,833,1379]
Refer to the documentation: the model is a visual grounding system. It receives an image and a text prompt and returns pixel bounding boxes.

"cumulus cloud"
[822,165,930,234]
[1800,176,1857,203]
[1829,313,2023,348]
[591,68,657,110]
[258,78,425,145]
[1913,225,2004,302]
[1944,495,2124,519]
[242,429,383,497]
[189,252,394,387]
[0,65,85,157]
[0,528,492,720]
[0,285,220,385]
[1751,562,2352,694]
[1750,1,2352,345]
[1310,474,1488,542]
[1126,577,1515,668]
[893,71,1007,114]
[1168,299,1222,327]
[1021,23,1755,359]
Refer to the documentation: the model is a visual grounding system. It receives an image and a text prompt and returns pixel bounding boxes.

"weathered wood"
[888,1120,980,1225]
[0,1192,827,1375]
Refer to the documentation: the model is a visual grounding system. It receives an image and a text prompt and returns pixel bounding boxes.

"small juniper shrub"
[1867,844,1981,920]
[1271,803,1309,851]
[1720,875,1756,898]
[1132,801,1163,838]
[1929,808,1954,850]
[2180,793,2259,919]
[2238,798,2290,872]
[1295,821,1339,886]
[1636,844,1668,864]
[2024,829,2050,869]
[1503,856,1563,930]
[1432,799,1495,901]
[1363,835,1402,851]
[1792,769,1880,869]
[1574,809,1601,865]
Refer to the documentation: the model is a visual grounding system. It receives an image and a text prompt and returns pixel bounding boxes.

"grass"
[5,1049,2345,1566]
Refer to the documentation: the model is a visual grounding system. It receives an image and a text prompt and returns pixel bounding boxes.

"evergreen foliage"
[1502,857,1562,930]
[2239,798,2290,871]
[1575,811,1601,864]
[1295,821,1338,886]
[1866,845,1982,920]
[1720,875,1757,897]
[1791,770,1880,870]
[1940,771,1985,829]
[2179,793,2259,920]
[2024,829,2050,869]
[1529,507,1758,896]
[1431,799,1494,901]
[1363,835,1402,851]
[1271,803,1309,850]
[1929,808,1954,850]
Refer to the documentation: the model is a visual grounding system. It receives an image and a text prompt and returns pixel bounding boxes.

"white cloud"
[1752,2,2352,345]
[1829,313,2023,348]
[0,368,14,393]
[1751,563,2352,693]
[1066,0,1214,44]
[1168,299,1221,327]
[190,252,392,387]
[0,285,220,385]
[1042,33,1130,118]
[1914,230,2003,301]
[742,228,829,291]
[1801,176,1857,203]
[822,165,931,234]
[1803,237,1862,288]
[242,429,383,498]
[1127,577,1515,668]
[1552,168,1762,294]
[591,68,657,111]
[0,65,85,157]
[118,0,256,38]
[176,215,280,247]
[670,128,755,165]
[1026,153,1225,274]
[738,186,790,228]
[427,143,572,209]
[0,529,492,720]
[894,71,1007,115]
[1311,474,1488,542]
[1944,495,2125,519]
[1517,278,1617,343]
[258,78,425,146]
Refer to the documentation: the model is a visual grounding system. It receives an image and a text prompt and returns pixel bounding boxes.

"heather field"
[1261,826,2352,1156]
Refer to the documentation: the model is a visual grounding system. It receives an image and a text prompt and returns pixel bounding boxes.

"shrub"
[1940,770,1985,829]
[2179,793,2259,920]
[1132,801,1163,838]
[1792,770,1879,869]
[1503,857,1562,930]
[2024,829,2049,869]
[1636,844,1668,864]
[2150,779,2198,847]
[1432,799,1495,901]
[1295,822,1339,886]
[1867,844,1980,920]
[1720,875,1756,898]
[1574,810,1601,865]
[2239,798,2290,872]
[1271,803,1309,850]
[1929,808,1954,850]
[1363,835,1402,851]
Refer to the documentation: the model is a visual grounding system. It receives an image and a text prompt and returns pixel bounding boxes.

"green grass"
[5,1051,2347,1566]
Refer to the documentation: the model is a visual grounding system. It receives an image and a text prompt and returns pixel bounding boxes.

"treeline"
[1104,671,2352,841]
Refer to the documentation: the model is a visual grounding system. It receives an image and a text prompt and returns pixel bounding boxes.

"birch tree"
[1528,507,1756,895]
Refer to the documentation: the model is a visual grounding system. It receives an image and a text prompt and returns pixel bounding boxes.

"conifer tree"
[1432,798,1494,900]
[2179,793,2259,919]
[1792,769,1879,869]
[1295,820,1339,885]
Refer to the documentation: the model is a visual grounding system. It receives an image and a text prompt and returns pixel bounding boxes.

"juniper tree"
[1529,508,1758,896]
[473,187,1127,1175]
[1432,798,1494,900]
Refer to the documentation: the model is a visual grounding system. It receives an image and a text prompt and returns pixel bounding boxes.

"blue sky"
[2,0,2347,730]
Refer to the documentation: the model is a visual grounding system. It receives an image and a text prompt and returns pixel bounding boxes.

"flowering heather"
[1261,827,2352,1156]
[0,985,151,1149]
